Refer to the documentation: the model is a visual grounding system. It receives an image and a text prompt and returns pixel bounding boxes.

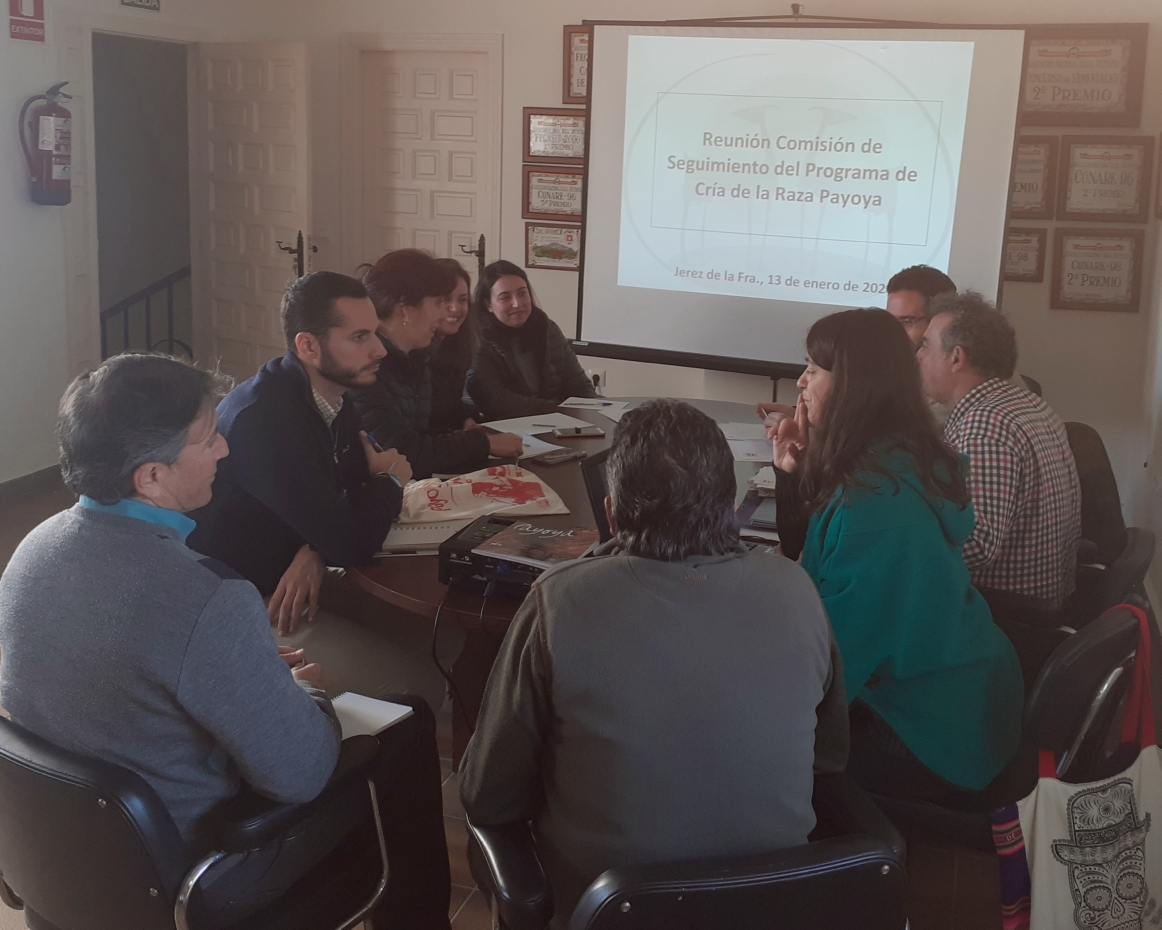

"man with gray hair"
[917,292,1081,611]
[460,398,848,928]
[0,353,451,929]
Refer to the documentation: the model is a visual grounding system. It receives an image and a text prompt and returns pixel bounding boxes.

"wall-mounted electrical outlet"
[586,369,607,392]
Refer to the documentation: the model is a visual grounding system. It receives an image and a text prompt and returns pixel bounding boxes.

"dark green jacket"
[352,336,490,479]
[466,306,596,419]
[801,446,1023,791]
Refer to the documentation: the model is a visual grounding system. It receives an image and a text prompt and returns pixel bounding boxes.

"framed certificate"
[525,223,582,271]
[523,166,585,220]
[562,25,590,104]
[1004,228,1048,283]
[523,108,586,166]
[1021,25,1147,128]
[1051,227,1144,313]
[1010,137,1058,220]
[1057,135,1153,223]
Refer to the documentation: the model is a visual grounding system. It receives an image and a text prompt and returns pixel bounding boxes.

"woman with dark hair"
[429,258,483,430]
[465,260,596,419]
[771,307,1022,804]
[352,249,523,479]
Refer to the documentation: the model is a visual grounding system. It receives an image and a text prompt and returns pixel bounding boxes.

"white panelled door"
[191,43,310,381]
[359,49,495,273]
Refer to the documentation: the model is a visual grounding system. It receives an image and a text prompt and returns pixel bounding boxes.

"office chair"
[467,772,907,930]
[872,605,1140,851]
[0,719,388,930]
[1066,422,1155,623]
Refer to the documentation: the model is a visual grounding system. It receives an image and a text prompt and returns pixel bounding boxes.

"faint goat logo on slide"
[1051,778,1151,929]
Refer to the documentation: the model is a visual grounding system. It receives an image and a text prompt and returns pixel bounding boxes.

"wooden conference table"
[347,397,765,763]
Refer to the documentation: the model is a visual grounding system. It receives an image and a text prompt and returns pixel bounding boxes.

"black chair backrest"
[1024,607,1139,758]
[580,449,613,543]
[1065,422,1128,566]
[570,836,906,930]
[0,717,189,930]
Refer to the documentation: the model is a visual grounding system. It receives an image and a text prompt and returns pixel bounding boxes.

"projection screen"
[575,23,1028,376]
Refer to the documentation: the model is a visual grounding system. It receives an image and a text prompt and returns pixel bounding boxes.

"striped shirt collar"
[78,496,196,542]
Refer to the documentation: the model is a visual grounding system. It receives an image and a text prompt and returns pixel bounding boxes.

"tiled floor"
[0,482,1003,929]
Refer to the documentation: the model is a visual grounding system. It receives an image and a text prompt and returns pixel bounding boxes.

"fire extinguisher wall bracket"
[19,82,73,206]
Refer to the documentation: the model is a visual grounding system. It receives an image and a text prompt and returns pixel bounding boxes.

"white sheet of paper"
[332,693,414,739]
[484,412,592,433]
[560,398,630,414]
[728,439,774,463]
[514,432,566,459]
[599,407,631,423]
[749,466,779,490]
[719,421,769,441]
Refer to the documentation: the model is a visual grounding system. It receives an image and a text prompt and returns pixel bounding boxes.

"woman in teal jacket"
[771,308,1023,802]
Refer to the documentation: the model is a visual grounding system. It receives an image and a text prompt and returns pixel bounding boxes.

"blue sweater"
[801,447,1023,791]
[189,354,403,595]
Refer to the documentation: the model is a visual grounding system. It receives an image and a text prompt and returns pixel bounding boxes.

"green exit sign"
[121,0,160,10]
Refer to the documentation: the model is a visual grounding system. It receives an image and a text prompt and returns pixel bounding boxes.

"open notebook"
[331,693,414,739]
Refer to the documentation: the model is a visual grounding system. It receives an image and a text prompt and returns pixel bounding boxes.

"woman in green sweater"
[771,307,1023,803]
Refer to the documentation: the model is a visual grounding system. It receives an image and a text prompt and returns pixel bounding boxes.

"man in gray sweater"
[0,354,450,929]
[461,399,848,928]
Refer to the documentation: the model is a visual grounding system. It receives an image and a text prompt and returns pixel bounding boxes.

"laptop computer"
[580,448,613,543]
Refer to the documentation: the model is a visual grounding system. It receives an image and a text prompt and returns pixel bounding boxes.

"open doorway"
[92,33,193,359]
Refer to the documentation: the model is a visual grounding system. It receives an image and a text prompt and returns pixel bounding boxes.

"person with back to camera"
[351,249,523,479]
[460,398,847,928]
[767,307,1023,804]
[430,257,486,430]
[465,260,597,419]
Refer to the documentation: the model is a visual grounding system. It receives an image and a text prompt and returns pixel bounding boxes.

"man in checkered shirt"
[917,292,1081,609]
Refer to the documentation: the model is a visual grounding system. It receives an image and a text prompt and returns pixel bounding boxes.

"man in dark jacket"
[190,272,448,710]
[465,261,596,419]
[461,399,847,927]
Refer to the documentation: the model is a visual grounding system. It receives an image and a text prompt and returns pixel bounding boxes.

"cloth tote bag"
[1004,604,1162,930]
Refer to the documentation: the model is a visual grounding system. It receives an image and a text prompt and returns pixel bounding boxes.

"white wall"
[3,0,1161,523]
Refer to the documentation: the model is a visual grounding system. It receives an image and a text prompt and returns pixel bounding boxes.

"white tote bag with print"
[1015,605,1162,930]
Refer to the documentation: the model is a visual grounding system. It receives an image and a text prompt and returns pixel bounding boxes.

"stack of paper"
[379,518,472,555]
[727,440,773,463]
[483,412,593,433]
[560,397,631,423]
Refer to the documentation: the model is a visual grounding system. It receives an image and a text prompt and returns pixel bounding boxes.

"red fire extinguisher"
[19,82,72,206]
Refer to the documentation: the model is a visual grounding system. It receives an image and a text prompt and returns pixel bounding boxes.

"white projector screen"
[576,23,1028,376]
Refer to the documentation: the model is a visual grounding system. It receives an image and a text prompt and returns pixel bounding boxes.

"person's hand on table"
[487,432,524,459]
[269,544,325,637]
[359,431,413,486]
[290,661,327,690]
[462,418,482,431]
[768,401,810,473]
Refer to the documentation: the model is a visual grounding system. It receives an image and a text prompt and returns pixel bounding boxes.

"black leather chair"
[1066,422,1155,622]
[467,772,907,930]
[0,718,388,930]
[872,606,1140,851]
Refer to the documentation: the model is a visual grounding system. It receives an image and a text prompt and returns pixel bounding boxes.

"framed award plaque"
[523,166,585,220]
[1010,137,1058,220]
[1051,227,1144,312]
[1021,24,1146,128]
[525,223,582,271]
[563,25,590,104]
[1004,228,1048,283]
[523,107,586,166]
[1057,135,1153,224]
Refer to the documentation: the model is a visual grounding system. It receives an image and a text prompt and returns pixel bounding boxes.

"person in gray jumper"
[0,354,450,930]
[461,399,849,928]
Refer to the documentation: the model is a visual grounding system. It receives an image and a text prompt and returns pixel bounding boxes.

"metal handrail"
[100,265,191,359]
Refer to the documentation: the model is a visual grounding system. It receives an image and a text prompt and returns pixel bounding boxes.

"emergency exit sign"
[120,0,159,9]
[9,0,45,42]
